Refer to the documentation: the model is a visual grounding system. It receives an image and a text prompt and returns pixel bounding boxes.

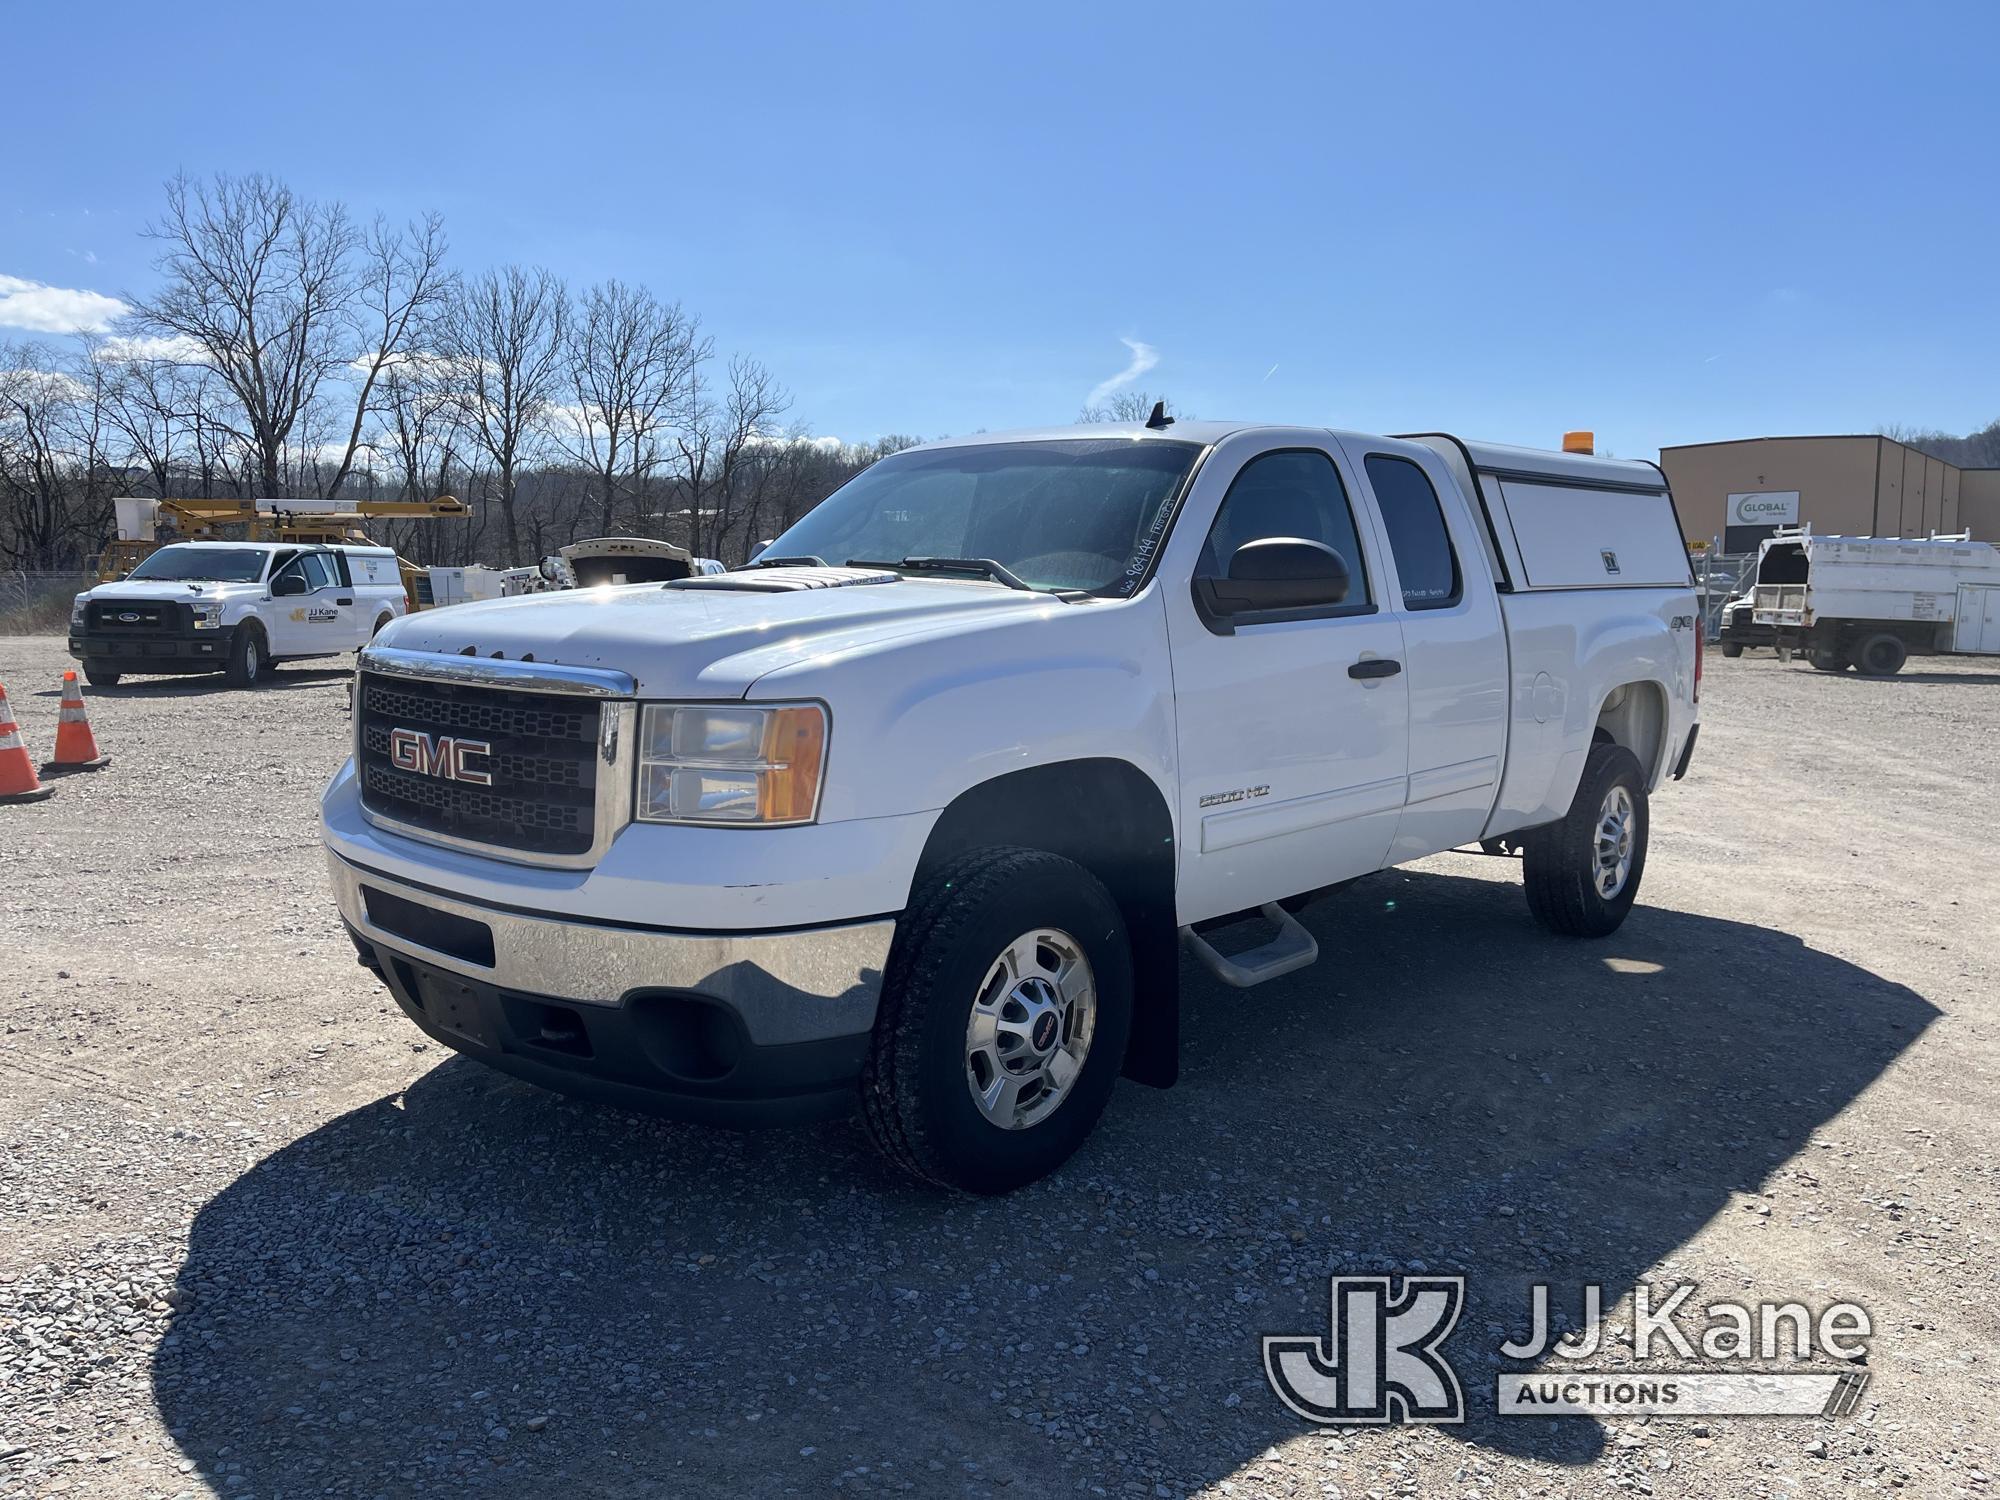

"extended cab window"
[1364,454,1461,610]
[1197,449,1372,605]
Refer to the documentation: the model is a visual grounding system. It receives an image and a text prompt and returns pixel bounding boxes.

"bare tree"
[324,213,451,499]
[1077,390,1181,424]
[125,173,361,496]
[0,343,110,569]
[564,282,706,536]
[676,354,790,558]
[438,266,569,563]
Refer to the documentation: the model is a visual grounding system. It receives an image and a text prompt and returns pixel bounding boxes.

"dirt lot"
[0,635,1995,1498]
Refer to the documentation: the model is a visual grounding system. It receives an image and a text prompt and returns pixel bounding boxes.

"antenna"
[1145,401,1174,430]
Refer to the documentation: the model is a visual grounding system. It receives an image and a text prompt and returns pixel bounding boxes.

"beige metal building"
[1660,435,2000,553]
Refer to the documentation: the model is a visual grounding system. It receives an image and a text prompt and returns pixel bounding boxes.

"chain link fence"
[0,572,91,635]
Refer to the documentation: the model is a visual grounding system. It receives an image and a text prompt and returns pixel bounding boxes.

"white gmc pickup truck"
[321,419,1701,1192]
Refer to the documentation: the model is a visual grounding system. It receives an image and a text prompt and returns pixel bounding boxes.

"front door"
[1164,439,1410,925]
[266,551,354,655]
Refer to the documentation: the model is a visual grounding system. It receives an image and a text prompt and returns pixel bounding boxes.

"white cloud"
[94,333,206,363]
[743,430,843,451]
[1085,337,1159,410]
[0,272,127,334]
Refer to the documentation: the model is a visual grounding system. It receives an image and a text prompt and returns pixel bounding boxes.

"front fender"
[746,591,1180,831]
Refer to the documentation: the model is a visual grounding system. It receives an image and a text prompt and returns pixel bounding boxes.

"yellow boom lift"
[98,495,471,610]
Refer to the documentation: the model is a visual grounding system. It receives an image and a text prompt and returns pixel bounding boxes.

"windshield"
[125,545,269,583]
[763,439,1202,595]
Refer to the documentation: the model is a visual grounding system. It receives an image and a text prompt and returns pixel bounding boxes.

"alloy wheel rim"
[1594,785,1635,899]
[964,927,1096,1130]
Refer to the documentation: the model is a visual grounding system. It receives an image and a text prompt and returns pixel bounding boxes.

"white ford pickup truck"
[321,419,1700,1191]
[72,540,408,688]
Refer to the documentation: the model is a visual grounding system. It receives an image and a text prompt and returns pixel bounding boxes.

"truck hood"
[371,569,1065,697]
[82,579,266,604]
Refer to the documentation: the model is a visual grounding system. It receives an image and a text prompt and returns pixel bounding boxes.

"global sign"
[1726,490,1801,527]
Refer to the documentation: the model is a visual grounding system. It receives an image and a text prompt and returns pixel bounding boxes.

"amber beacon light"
[1562,430,1596,455]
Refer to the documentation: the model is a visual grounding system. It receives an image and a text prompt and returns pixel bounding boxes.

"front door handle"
[1348,658,1402,680]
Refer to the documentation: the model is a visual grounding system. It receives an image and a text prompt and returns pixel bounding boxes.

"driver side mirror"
[272,574,308,597]
[1192,537,1350,633]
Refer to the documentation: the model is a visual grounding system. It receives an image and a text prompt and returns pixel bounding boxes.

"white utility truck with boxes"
[321,417,1701,1192]
[71,540,408,687]
[1751,526,2000,674]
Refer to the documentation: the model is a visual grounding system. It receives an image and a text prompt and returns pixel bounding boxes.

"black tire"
[372,612,393,637]
[82,668,121,689]
[1720,641,1744,658]
[1521,742,1649,938]
[1809,647,1847,672]
[1854,633,1907,677]
[861,847,1133,1194]
[225,622,269,688]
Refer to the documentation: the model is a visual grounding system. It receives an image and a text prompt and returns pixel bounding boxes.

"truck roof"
[157,539,392,554]
[914,422,1666,490]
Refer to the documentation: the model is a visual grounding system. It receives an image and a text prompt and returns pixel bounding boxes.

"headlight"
[635,703,826,825]
[191,602,225,630]
[70,595,87,628]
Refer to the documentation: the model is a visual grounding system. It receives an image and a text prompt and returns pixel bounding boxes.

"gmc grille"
[356,671,603,857]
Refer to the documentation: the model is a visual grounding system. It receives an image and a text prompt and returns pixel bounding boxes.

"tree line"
[0,172,923,574]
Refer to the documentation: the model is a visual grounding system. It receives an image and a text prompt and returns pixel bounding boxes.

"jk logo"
[1263,1276,1466,1425]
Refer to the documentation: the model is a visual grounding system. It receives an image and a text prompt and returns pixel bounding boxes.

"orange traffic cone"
[41,671,110,775]
[0,685,54,804]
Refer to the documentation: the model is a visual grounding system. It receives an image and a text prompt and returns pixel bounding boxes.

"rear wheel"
[861,847,1133,1193]
[82,668,121,689]
[225,623,268,688]
[1809,645,1847,672]
[1521,742,1649,938]
[1854,633,1908,676]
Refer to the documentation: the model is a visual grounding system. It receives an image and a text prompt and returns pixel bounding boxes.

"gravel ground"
[0,635,1996,1498]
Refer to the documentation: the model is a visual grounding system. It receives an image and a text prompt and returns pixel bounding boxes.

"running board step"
[1179,903,1319,988]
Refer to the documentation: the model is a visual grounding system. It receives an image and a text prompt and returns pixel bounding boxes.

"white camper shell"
[1750,526,2000,674]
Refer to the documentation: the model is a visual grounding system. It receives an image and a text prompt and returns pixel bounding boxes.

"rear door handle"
[1348,658,1401,679]
[336,596,354,605]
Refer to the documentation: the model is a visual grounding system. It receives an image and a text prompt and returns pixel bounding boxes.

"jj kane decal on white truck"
[320,418,1700,1192]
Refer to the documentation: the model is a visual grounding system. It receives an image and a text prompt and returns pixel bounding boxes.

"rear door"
[1339,442,1509,862]
[1164,436,1410,925]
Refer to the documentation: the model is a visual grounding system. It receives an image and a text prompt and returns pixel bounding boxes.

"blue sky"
[5,0,1997,457]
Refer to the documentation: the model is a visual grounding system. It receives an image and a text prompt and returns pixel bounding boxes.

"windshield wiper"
[742,554,827,569]
[846,556,1036,592]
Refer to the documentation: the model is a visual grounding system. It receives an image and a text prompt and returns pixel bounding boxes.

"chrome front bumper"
[328,852,895,1046]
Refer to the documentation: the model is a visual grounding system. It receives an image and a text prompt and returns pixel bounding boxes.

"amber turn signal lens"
[757,706,825,823]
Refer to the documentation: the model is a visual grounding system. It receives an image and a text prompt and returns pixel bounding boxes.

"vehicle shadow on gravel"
[76,666,352,696]
[154,867,1934,1496]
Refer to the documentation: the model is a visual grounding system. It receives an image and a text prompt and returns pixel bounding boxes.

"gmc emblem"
[389,728,493,786]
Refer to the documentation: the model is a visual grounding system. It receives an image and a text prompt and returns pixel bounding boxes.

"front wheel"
[861,847,1133,1193]
[82,668,121,689]
[225,623,268,688]
[1521,742,1649,938]
[1720,641,1744,659]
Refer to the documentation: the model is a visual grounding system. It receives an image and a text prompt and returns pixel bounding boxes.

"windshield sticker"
[1121,494,1180,594]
